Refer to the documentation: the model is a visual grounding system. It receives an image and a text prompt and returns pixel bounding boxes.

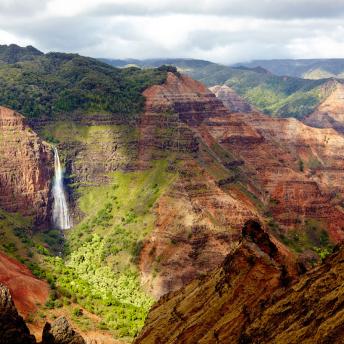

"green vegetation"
[0,44,43,64]
[268,217,334,259]
[34,160,176,338]
[0,159,176,339]
[104,57,339,118]
[0,53,169,118]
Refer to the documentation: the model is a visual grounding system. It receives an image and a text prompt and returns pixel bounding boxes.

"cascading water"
[52,147,71,229]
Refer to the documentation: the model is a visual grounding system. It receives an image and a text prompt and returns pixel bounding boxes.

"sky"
[1,0,344,64]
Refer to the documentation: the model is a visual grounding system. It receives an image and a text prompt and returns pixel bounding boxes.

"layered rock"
[135,221,297,344]
[203,111,344,242]
[209,84,254,113]
[135,222,344,344]
[304,80,344,132]
[138,74,261,296]
[0,106,53,225]
[242,242,344,343]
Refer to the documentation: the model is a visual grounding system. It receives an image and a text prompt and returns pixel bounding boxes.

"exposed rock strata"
[0,106,53,225]
[139,74,261,297]
[135,221,297,344]
[209,84,254,113]
[305,80,344,132]
[135,222,344,344]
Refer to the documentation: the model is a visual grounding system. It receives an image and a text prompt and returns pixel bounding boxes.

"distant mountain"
[236,58,344,79]
[0,44,43,64]
[101,57,337,118]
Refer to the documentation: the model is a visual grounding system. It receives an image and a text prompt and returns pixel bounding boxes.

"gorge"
[0,45,343,343]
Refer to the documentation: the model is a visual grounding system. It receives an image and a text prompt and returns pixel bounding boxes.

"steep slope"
[135,221,298,344]
[0,283,85,344]
[242,243,344,343]
[304,80,344,131]
[209,85,254,113]
[137,73,261,296]
[202,109,344,243]
[0,106,53,225]
[135,223,344,344]
[0,251,49,317]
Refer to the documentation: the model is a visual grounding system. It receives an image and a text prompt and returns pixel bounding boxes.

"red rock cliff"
[0,106,53,225]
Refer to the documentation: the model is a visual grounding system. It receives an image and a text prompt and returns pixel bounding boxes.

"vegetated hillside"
[101,57,335,118]
[0,44,43,64]
[0,52,170,118]
[237,58,344,79]
[135,221,344,344]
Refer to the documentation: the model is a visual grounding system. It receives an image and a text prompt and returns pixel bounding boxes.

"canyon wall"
[0,107,53,225]
[135,222,344,344]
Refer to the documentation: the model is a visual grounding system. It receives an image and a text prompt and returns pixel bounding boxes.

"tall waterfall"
[52,147,71,229]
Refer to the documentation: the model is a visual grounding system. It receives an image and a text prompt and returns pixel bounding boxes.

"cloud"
[0,0,344,63]
[89,0,344,19]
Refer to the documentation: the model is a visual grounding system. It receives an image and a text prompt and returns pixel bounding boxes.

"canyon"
[0,50,344,342]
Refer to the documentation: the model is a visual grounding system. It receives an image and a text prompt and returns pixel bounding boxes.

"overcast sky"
[1,0,344,64]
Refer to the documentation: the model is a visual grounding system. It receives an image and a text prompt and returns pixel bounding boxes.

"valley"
[0,45,344,343]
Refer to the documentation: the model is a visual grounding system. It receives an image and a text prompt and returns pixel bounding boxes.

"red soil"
[0,251,49,317]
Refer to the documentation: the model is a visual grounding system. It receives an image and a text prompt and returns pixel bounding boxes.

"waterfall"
[52,147,71,229]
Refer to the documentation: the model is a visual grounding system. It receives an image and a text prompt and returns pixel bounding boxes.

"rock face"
[135,222,344,344]
[135,221,295,344]
[0,283,36,344]
[42,317,85,344]
[0,283,85,344]
[0,251,49,317]
[138,73,262,297]
[138,73,344,297]
[0,106,53,225]
[209,84,254,113]
[203,111,344,242]
[242,242,344,343]
[304,80,344,132]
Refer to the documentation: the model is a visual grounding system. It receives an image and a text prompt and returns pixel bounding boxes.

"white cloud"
[0,0,344,63]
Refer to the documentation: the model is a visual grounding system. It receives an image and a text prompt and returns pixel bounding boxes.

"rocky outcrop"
[0,251,49,317]
[135,221,297,344]
[0,283,85,344]
[42,317,85,344]
[0,106,53,225]
[0,283,36,344]
[242,242,344,343]
[304,80,344,132]
[135,222,344,344]
[209,85,254,113]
